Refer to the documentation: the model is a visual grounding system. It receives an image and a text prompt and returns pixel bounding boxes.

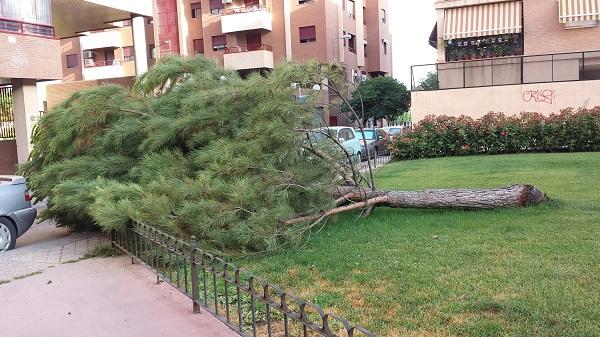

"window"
[348,34,356,53]
[382,39,387,54]
[381,9,386,23]
[347,0,355,18]
[343,31,347,47]
[66,54,78,68]
[193,39,204,54]
[364,43,368,57]
[298,0,313,4]
[105,49,115,64]
[363,6,367,24]
[339,128,355,141]
[212,35,226,51]
[209,0,224,15]
[149,44,156,59]
[299,25,316,43]
[123,46,134,61]
[191,2,202,18]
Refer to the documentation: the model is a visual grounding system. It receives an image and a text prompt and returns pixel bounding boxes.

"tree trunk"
[333,184,547,209]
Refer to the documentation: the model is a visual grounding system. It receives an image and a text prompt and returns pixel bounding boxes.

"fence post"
[190,236,201,314]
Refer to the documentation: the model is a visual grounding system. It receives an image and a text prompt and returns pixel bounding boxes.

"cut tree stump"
[333,184,547,209]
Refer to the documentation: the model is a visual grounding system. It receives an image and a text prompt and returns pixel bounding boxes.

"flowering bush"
[391,107,600,160]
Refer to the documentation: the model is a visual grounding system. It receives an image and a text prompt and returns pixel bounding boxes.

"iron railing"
[225,44,273,54]
[0,86,15,139]
[359,148,392,171]
[84,59,134,68]
[411,49,600,91]
[0,18,54,38]
[112,222,376,337]
[222,5,270,15]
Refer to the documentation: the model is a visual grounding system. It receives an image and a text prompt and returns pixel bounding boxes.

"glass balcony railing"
[411,50,600,91]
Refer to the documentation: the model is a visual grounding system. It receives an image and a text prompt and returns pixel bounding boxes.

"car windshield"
[309,129,338,143]
[356,130,376,140]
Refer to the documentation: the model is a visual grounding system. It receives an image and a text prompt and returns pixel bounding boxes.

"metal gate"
[0,86,15,139]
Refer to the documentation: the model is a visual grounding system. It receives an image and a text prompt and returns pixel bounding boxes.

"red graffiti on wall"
[522,89,557,105]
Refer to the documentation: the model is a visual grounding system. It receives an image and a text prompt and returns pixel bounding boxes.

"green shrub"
[391,107,600,160]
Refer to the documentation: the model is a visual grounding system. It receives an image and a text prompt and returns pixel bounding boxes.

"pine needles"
[21,57,346,254]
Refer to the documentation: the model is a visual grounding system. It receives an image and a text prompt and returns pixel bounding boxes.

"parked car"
[356,128,387,159]
[0,176,37,252]
[310,127,363,159]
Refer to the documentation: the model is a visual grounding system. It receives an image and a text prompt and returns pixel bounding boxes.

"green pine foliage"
[21,56,346,253]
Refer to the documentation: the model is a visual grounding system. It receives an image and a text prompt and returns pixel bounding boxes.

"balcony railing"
[411,50,600,91]
[222,5,270,15]
[84,58,134,68]
[0,18,54,38]
[225,44,272,54]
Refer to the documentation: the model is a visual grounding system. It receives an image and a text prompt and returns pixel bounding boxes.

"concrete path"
[0,202,108,282]
[0,256,239,337]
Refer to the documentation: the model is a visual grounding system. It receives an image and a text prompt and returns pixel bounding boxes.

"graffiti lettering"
[522,89,557,105]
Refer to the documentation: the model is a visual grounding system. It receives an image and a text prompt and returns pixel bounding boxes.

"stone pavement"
[0,202,108,282]
[0,256,239,337]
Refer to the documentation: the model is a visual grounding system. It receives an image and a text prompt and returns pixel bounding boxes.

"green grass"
[240,153,600,337]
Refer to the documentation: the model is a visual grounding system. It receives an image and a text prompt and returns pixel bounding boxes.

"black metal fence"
[359,149,392,172]
[411,49,600,91]
[0,86,15,139]
[112,223,376,337]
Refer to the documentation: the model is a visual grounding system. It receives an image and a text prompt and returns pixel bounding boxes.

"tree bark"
[332,184,547,209]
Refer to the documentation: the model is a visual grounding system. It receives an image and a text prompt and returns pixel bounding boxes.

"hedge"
[391,107,600,160]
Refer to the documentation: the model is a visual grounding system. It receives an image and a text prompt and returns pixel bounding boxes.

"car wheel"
[0,217,17,252]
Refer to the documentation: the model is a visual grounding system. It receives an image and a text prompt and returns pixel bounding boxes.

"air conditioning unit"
[84,58,95,67]
[222,0,232,3]
[83,50,94,59]
[361,74,367,81]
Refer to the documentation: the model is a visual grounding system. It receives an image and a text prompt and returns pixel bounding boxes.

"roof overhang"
[52,0,152,38]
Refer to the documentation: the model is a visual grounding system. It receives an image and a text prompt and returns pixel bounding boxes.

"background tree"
[418,71,439,91]
[343,76,410,125]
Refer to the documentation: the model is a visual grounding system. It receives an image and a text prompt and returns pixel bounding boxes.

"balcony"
[80,29,130,50]
[82,58,135,80]
[223,44,274,71]
[411,50,600,91]
[0,18,54,38]
[221,5,272,33]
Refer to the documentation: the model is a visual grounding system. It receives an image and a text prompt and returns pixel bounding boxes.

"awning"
[443,1,523,40]
[559,0,600,23]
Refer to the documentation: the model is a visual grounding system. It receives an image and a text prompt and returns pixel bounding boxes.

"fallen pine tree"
[21,57,548,254]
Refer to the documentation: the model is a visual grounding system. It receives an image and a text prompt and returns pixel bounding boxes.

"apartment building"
[411,0,600,121]
[152,0,392,125]
[0,0,152,174]
[60,20,155,82]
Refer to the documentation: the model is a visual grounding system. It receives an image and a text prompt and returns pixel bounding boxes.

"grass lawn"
[240,152,600,337]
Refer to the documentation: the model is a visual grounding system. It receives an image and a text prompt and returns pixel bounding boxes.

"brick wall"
[0,32,62,80]
[524,0,600,55]
[0,140,18,175]
[45,77,136,110]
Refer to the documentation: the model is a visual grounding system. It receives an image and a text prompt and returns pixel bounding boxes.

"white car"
[310,127,363,159]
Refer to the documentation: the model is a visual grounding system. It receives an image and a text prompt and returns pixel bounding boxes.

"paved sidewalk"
[0,256,238,337]
[0,203,108,282]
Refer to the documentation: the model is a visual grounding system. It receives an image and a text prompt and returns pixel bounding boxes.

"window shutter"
[210,0,224,9]
[212,35,226,46]
[299,26,316,40]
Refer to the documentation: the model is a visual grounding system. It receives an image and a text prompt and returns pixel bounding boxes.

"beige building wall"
[411,80,600,122]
